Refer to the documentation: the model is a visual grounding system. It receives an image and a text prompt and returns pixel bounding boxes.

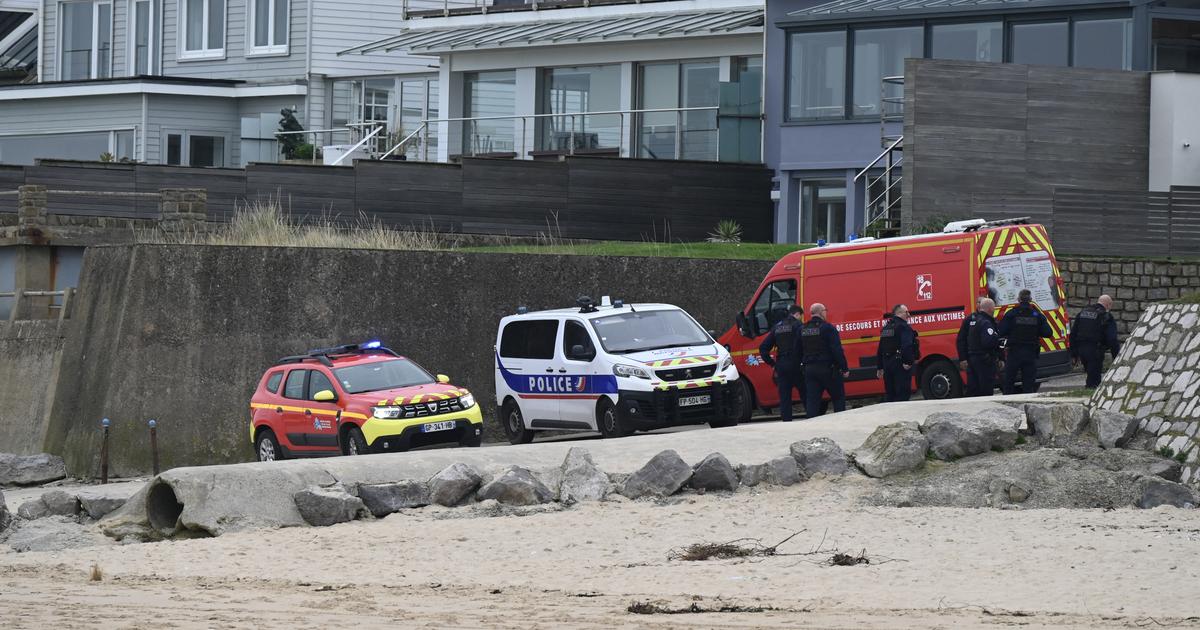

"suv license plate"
[679,395,711,407]
[422,421,456,433]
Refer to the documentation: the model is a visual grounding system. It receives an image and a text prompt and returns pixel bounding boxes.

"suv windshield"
[334,359,434,394]
[590,309,711,354]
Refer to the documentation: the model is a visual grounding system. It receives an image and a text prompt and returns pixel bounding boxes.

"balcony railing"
[383,106,728,163]
[402,0,678,19]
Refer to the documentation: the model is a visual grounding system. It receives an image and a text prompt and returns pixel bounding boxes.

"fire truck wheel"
[920,359,963,400]
[597,398,631,438]
[501,400,535,445]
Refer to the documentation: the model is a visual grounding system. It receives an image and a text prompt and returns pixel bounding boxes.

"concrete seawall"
[32,245,771,477]
[0,320,66,455]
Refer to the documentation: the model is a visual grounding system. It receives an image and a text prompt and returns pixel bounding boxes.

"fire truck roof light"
[362,340,382,349]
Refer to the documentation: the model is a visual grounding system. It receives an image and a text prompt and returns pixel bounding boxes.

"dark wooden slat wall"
[1,157,773,242]
[0,165,22,214]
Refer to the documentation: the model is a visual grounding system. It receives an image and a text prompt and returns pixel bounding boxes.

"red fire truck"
[719,218,1072,418]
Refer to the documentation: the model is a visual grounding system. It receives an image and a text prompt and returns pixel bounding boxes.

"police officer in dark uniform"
[998,289,1054,394]
[957,297,1003,396]
[801,302,849,418]
[1070,294,1121,388]
[758,305,806,422]
[875,304,919,402]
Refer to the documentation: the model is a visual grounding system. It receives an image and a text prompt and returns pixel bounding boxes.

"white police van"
[494,297,741,444]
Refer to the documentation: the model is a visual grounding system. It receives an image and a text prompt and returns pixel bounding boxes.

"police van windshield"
[590,309,711,354]
[334,359,434,394]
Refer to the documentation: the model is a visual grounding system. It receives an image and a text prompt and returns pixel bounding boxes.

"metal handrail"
[2,288,76,323]
[330,125,385,166]
[380,122,428,161]
[423,106,717,124]
[855,136,904,182]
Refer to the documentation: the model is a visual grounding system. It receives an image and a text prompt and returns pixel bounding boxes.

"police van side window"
[283,369,307,400]
[500,320,560,360]
[751,279,797,330]
[265,371,284,394]
[563,320,596,361]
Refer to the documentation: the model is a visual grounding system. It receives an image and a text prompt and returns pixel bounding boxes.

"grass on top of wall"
[1169,293,1200,305]
[139,199,808,260]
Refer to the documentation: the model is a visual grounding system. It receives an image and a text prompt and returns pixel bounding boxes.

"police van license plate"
[422,421,456,433]
[679,395,711,407]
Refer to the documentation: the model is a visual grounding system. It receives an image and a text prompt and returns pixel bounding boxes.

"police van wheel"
[343,426,369,456]
[255,429,283,462]
[597,399,630,439]
[502,401,534,445]
[920,360,963,400]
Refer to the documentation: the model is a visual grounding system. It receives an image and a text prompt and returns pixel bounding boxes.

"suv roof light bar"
[275,341,399,367]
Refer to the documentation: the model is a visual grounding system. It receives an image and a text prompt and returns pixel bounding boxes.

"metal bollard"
[100,418,110,485]
[148,419,160,476]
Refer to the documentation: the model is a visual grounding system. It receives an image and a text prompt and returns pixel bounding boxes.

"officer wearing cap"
[957,298,1003,396]
[875,304,919,402]
[1070,294,1121,388]
[758,304,806,422]
[998,289,1053,394]
[801,303,848,418]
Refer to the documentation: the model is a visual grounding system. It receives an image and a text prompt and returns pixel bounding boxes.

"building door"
[800,180,847,243]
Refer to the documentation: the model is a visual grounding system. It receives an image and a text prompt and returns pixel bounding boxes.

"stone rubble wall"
[1059,258,1200,335]
[1090,304,1200,484]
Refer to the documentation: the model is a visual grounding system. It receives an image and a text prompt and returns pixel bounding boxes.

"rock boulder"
[852,421,928,478]
[620,450,692,499]
[476,467,555,506]
[922,410,1020,461]
[689,453,739,492]
[1136,478,1199,509]
[41,490,80,517]
[294,486,368,526]
[1025,404,1092,446]
[790,438,849,477]
[0,453,67,486]
[428,463,483,507]
[1091,409,1138,449]
[0,489,10,532]
[16,499,49,520]
[358,481,431,517]
[559,448,610,504]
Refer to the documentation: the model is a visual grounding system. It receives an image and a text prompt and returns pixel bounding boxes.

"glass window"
[308,370,336,399]
[800,180,847,243]
[1011,21,1068,66]
[182,0,225,56]
[463,70,515,155]
[788,31,846,120]
[680,60,719,160]
[283,369,306,399]
[115,130,135,160]
[166,134,182,165]
[334,359,435,394]
[720,56,763,163]
[751,279,797,331]
[499,320,559,360]
[186,135,225,167]
[265,371,284,394]
[563,321,596,361]
[589,310,711,354]
[250,0,288,52]
[853,26,922,118]
[541,65,621,153]
[131,0,154,75]
[1073,18,1132,70]
[61,2,112,80]
[637,62,680,159]
[931,22,1002,62]
[1153,19,1200,72]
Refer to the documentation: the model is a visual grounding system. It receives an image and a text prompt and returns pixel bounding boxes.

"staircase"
[855,75,904,238]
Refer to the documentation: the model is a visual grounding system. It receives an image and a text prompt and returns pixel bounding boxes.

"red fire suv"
[720,218,1072,419]
[249,342,483,461]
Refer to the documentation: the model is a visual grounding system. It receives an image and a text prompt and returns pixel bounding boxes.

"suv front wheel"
[342,426,369,456]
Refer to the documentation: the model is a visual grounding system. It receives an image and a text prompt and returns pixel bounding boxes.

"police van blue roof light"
[613,299,624,308]
[517,306,529,315]
[361,340,383,349]
[817,239,827,247]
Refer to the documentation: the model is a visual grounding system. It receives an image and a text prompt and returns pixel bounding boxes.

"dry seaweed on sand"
[627,601,775,615]
[667,531,804,561]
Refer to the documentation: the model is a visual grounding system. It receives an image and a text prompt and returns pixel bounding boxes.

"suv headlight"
[614,364,651,379]
[460,393,476,409]
[372,406,401,419]
[721,355,733,371]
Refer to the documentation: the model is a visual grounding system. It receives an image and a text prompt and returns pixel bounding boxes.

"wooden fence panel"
[24,161,144,218]
[1169,188,1200,257]
[246,164,356,223]
[354,160,463,232]
[460,158,568,236]
[0,165,23,214]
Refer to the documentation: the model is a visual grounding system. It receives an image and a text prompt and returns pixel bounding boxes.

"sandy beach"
[3,476,1199,629]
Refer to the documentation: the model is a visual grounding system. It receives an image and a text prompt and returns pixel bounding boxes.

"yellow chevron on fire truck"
[973,225,1070,352]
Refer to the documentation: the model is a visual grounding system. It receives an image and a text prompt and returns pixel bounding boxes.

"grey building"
[766,0,1200,243]
[0,0,437,166]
